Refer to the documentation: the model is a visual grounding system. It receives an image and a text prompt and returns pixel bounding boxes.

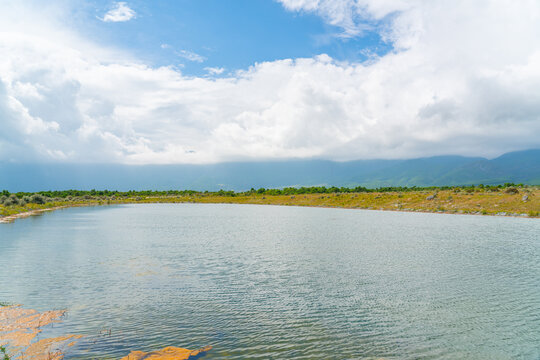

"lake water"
[1,204,539,359]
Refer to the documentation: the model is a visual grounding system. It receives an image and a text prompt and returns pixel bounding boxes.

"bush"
[504,187,519,194]
[29,194,47,204]
[3,195,20,206]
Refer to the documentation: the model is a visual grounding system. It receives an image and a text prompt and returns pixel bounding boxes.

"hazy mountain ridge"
[1,150,538,192]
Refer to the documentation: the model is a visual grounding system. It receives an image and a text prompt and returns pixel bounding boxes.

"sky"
[1,0,540,164]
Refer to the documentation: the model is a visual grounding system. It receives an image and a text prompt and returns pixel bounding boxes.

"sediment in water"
[119,345,212,360]
[0,305,82,359]
[1,304,211,359]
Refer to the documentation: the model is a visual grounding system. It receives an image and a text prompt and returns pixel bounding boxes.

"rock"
[522,195,529,202]
[426,194,437,200]
[120,345,212,360]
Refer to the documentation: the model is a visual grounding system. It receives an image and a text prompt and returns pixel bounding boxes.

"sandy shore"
[0,206,69,224]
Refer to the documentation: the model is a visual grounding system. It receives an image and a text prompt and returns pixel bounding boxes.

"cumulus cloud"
[102,2,136,23]
[0,0,539,164]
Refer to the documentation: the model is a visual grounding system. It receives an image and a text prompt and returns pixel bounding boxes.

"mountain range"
[1,149,539,192]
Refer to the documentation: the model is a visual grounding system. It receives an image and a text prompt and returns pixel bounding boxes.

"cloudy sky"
[1,0,540,164]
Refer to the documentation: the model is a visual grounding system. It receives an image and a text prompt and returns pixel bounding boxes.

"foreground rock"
[120,345,212,360]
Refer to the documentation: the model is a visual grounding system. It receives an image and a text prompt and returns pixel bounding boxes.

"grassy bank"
[1,185,539,222]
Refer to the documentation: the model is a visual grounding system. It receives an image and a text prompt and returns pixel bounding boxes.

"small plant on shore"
[0,346,10,360]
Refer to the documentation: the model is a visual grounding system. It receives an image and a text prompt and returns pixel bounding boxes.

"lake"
[1,204,539,359]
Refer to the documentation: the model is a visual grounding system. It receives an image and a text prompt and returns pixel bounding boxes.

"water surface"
[1,204,539,359]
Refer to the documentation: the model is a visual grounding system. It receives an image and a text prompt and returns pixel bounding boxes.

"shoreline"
[0,206,71,223]
[1,191,538,223]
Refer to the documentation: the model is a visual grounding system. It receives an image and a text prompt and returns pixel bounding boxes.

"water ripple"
[0,204,539,359]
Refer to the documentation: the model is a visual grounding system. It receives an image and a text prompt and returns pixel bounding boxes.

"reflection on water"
[0,204,539,359]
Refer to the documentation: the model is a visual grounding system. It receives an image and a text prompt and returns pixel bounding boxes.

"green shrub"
[3,195,20,206]
[29,194,47,204]
[504,187,519,194]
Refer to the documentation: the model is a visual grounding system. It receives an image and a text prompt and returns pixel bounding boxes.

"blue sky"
[73,0,390,75]
[0,0,539,164]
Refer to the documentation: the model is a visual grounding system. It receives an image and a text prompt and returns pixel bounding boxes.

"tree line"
[0,182,528,205]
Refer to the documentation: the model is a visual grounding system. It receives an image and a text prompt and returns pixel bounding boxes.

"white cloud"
[0,0,539,164]
[175,49,206,63]
[205,67,225,75]
[277,0,411,37]
[102,2,136,23]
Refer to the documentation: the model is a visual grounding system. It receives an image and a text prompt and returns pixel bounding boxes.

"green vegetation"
[0,184,538,220]
[0,183,529,199]
[0,346,10,360]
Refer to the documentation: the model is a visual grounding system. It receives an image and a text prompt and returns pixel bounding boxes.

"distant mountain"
[0,149,539,192]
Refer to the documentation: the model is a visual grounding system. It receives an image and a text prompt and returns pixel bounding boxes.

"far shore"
[1,187,538,223]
